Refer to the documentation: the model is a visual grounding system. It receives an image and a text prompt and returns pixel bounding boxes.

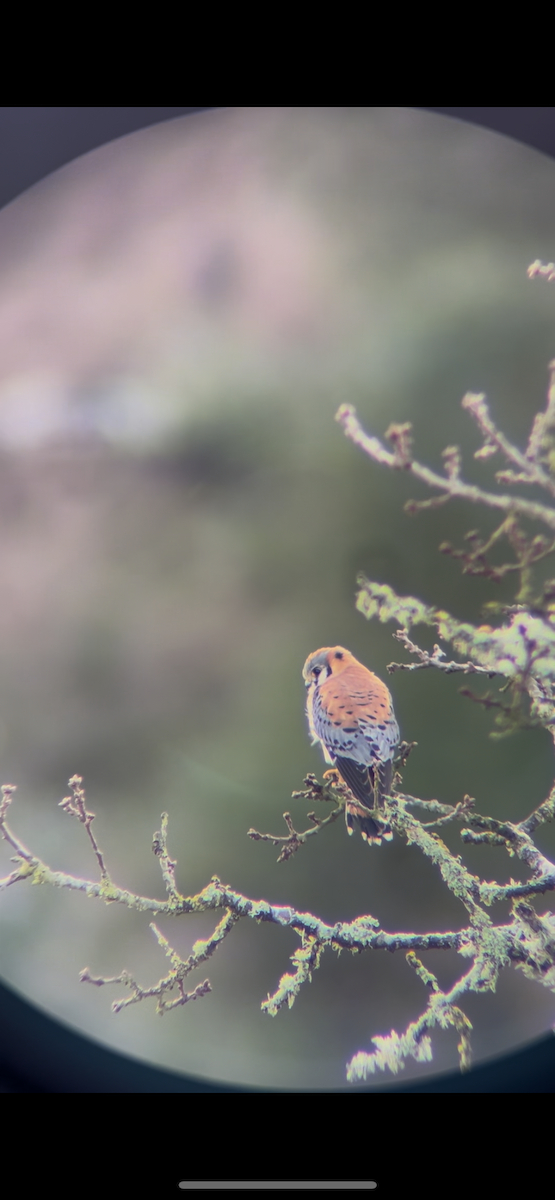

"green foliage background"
[1,108,555,1086]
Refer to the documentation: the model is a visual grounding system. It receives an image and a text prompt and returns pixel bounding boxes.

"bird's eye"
[312,666,322,677]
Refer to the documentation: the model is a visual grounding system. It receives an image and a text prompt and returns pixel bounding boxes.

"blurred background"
[0,107,554,1088]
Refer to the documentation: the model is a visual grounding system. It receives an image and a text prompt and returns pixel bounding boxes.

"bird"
[302,646,400,844]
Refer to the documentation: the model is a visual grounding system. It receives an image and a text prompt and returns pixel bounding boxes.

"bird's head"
[302,646,356,687]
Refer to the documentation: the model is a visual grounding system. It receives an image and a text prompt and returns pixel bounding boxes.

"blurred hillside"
[0,108,554,1088]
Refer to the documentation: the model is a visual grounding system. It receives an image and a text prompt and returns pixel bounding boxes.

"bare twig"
[526,360,555,463]
[59,775,109,881]
[152,812,182,901]
[520,782,555,836]
[528,260,555,282]
[247,773,345,861]
[0,784,34,874]
[461,390,555,499]
[336,402,555,532]
[388,628,498,677]
[248,805,343,862]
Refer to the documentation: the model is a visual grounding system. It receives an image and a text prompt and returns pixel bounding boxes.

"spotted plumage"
[302,646,400,844]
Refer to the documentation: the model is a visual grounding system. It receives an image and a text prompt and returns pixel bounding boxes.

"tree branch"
[336,399,555,532]
[387,628,499,677]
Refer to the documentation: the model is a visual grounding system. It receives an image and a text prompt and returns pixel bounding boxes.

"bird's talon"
[323,768,341,784]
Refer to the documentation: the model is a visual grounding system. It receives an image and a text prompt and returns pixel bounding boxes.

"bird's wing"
[334,755,375,807]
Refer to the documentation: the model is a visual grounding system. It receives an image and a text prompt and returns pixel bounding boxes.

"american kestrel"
[302,646,400,844]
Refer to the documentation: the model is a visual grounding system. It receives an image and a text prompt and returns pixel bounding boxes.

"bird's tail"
[344,800,392,845]
[334,755,394,845]
[334,754,394,845]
